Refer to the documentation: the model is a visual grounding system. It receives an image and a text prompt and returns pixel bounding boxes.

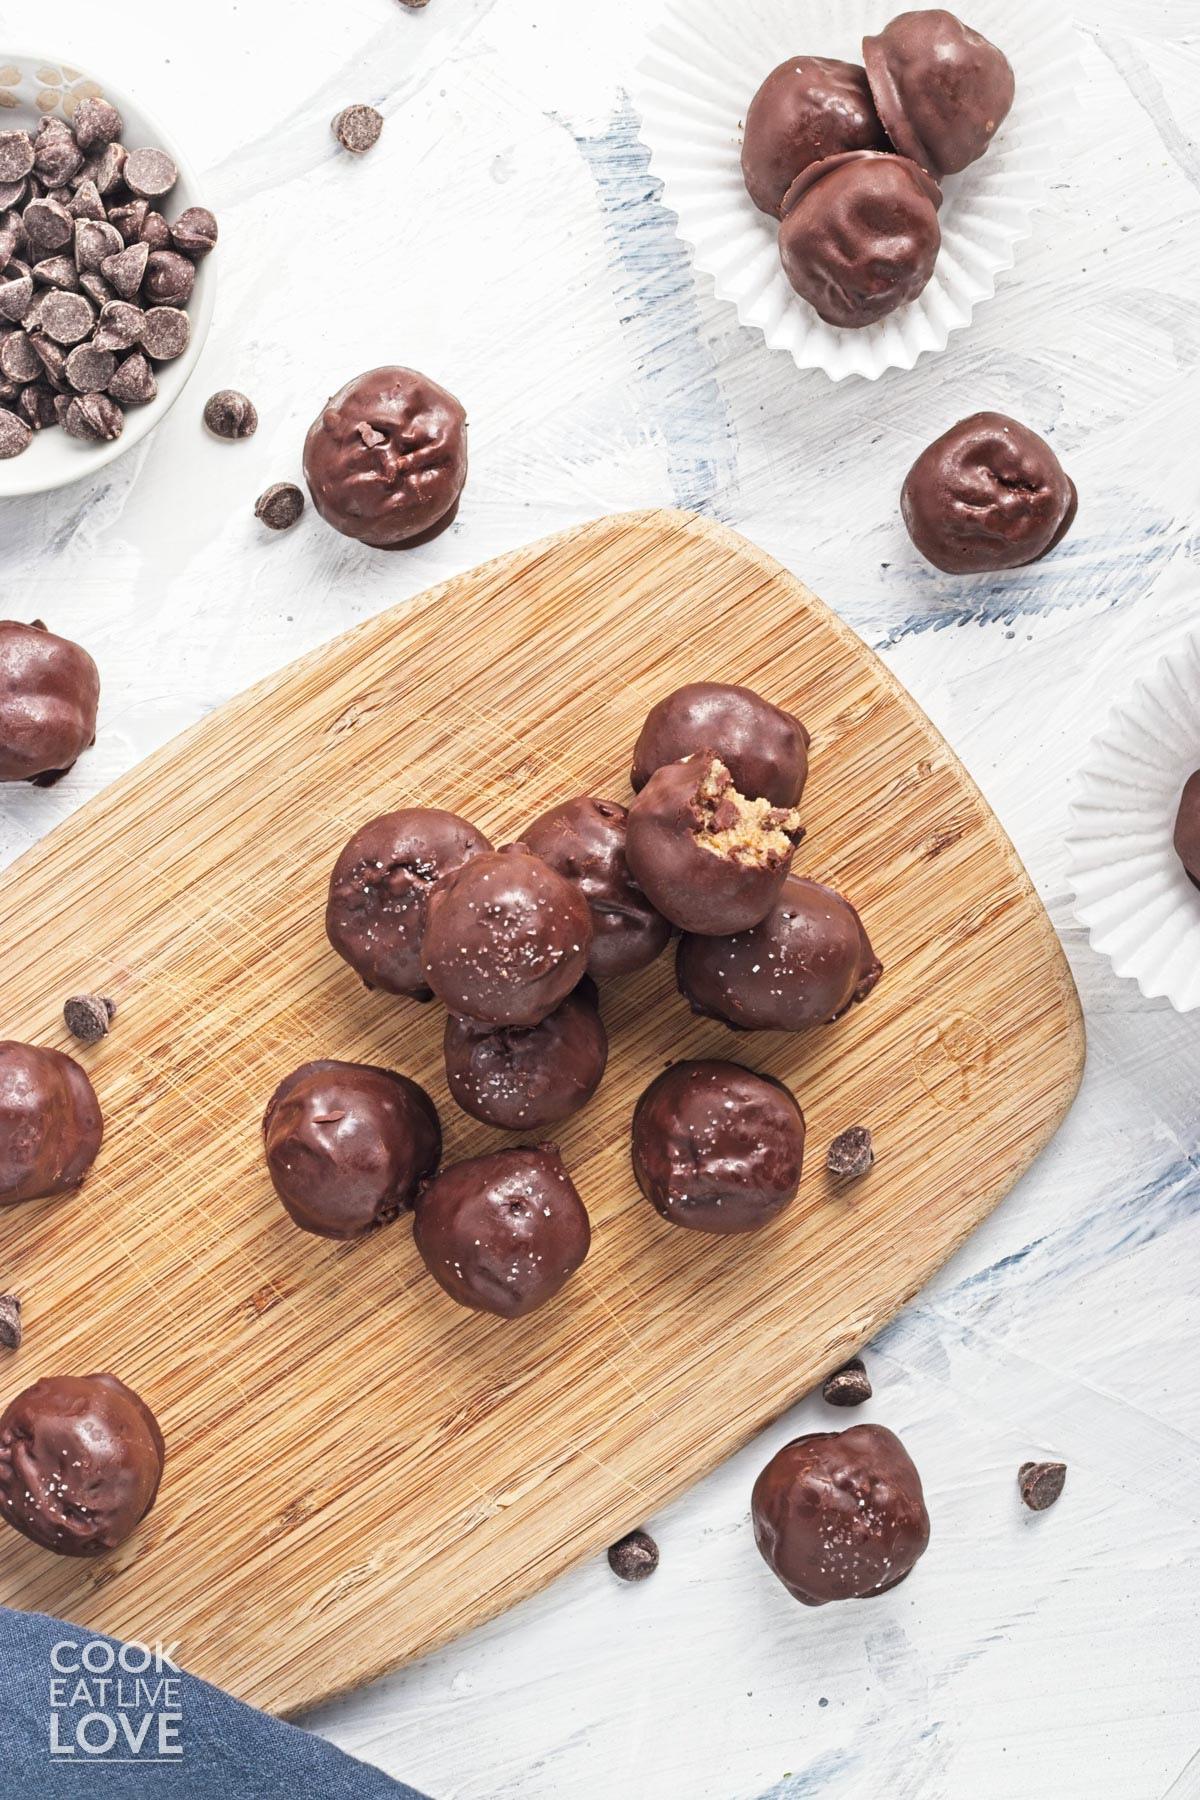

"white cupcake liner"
[633,0,1081,381]
[1067,627,1200,1010]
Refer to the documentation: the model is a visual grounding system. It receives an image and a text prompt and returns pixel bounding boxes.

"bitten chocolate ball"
[752,1423,930,1605]
[421,844,593,1027]
[742,56,888,218]
[263,1060,441,1239]
[0,1373,165,1557]
[522,797,670,980]
[444,980,608,1130]
[0,619,99,784]
[0,1042,103,1207]
[413,1145,591,1319]
[779,151,941,330]
[1174,771,1200,888]
[677,876,881,1032]
[303,366,467,550]
[863,8,1015,178]
[901,413,1077,574]
[631,682,810,809]
[326,807,492,999]
[632,1060,805,1236]
[625,756,803,937]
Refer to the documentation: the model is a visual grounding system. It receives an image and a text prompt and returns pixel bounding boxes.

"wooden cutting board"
[0,510,1083,1715]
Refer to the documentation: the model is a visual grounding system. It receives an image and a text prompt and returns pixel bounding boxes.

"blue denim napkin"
[0,1605,428,1797]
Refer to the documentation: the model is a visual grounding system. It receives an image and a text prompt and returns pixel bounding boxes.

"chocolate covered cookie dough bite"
[778,150,942,329]
[0,619,99,784]
[625,755,804,936]
[1174,772,1200,889]
[0,1041,103,1207]
[444,980,608,1131]
[631,682,809,809]
[0,1373,165,1557]
[521,797,670,981]
[677,876,881,1031]
[742,56,888,219]
[863,9,1015,178]
[902,414,1077,573]
[632,1061,805,1235]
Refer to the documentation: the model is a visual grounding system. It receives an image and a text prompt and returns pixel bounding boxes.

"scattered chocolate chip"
[74,217,122,273]
[204,388,257,440]
[0,330,40,382]
[255,481,305,531]
[0,131,34,184]
[37,288,94,346]
[107,352,156,405]
[607,1529,659,1582]
[72,97,123,155]
[170,206,218,258]
[827,1125,874,1180]
[140,305,189,361]
[96,299,143,349]
[144,249,194,305]
[63,993,116,1044]
[62,392,123,442]
[18,382,57,429]
[100,240,148,298]
[0,180,26,214]
[78,270,113,309]
[68,178,105,222]
[821,1357,872,1407]
[32,335,68,387]
[22,196,73,254]
[397,0,433,7]
[139,210,171,251]
[332,105,385,155]
[83,141,127,197]
[0,269,32,322]
[124,147,177,200]
[107,198,148,244]
[33,133,82,189]
[65,343,116,394]
[32,254,78,290]
[0,408,32,458]
[1019,1461,1066,1513]
[0,1294,21,1351]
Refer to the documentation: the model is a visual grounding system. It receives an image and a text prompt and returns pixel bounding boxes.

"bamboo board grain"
[0,509,1083,1716]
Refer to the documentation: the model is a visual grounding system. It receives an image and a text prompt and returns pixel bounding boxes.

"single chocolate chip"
[607,1529,659,1582]
[0,1294,21,1351]
[101,240,148,299]
[0,270,32,322]
[79,142,126,197]
[23,197,73,254]
[79,271,114,309]
[108,198,148,244]
[827,1125,874,1180]
[37,289,94,346]
[63,993,116,1043]
[255,481,305,531]
[108,352,156,405]
[125,147,178,200]
[72,96,124,154]
[18,382,57,429]
[822,1357,872,1407]
[97,300,144,349]
[204,388,257,439]
[332,105,385,155]
[0,222,21,266]
[0,407,32,458]
[144,249,194,305]
[74,217,123,273]
[68,178,106,222]
[32,255,78,290]
[63,392,123,442]
[140,306,189,361]
[32,133,82,188]
[66,343,116,394]
[0,330,40,382]
[139,211,171,251]
[32,335,68,388]
[1018,1461,1066,1513]
[398,0,433,7]
[0,131,34,183]
[0,179,27,213]
[170,206,218,259]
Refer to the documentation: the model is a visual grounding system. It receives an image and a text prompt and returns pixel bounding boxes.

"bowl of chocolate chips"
[0,54,217,495]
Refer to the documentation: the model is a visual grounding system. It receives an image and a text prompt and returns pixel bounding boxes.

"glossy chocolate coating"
[326,807,492,999]
[632,1060,805,1235]
[625,757,803,937]
[0,1041,103,1208]
[444,980,608,1130]
[303,366,467,550]
[677,877,881,1032]
[521,797,670,980]
[0,1373,165,1557]
[0,619,99,784]
[413,1145,590,1319]
[263,1060,441,1239]
[864,8,1015,178]
[752,1423,930,1605]
[421,844,593,1027]
[1174,771,1200,886]
[901,413,1077,574]
[778,150,941,330]
[742,56,888,218]
[631,683,810,808]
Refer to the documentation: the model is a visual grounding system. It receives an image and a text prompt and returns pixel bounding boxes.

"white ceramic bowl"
[0,51,216,496]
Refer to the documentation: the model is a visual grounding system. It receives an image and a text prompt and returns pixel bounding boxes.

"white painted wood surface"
[1,3,1198,1795]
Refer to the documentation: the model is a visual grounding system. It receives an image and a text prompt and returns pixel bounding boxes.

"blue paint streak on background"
[561,94,740,520]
